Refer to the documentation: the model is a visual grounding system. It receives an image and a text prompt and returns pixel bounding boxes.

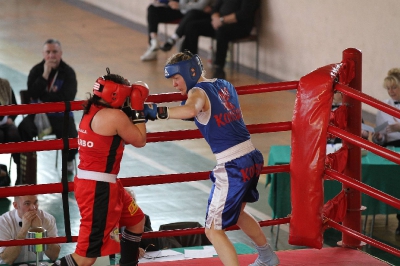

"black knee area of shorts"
[54,254,78,266]
[120,229,142,265]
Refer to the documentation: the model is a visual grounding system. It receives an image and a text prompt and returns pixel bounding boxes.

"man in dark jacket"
[18,39,78,177]
[180,0,260,79]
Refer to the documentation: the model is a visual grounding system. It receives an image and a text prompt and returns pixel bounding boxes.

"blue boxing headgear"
[164,54,203,92]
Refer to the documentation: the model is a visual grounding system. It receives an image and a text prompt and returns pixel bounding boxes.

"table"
[267,145,400,219]
[112,243,255,265]
[171,242,255,255]
[0,262,51,266]
[0,243,255,266]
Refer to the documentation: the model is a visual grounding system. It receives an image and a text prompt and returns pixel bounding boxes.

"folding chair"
[158,221,211,248]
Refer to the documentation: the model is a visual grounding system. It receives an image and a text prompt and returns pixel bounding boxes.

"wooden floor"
[0,0,399,265]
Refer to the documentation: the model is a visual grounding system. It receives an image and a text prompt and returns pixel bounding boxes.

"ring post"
[340,48,362,248]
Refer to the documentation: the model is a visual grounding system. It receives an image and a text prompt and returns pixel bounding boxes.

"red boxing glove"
[130,81,149,110]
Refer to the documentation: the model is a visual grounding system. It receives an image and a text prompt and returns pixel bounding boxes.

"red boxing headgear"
[93,77,132,108]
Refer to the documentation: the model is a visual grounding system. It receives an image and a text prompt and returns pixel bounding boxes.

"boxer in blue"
[146,50,279,266]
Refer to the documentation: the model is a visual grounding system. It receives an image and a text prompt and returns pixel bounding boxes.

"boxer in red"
[54,68,151,266]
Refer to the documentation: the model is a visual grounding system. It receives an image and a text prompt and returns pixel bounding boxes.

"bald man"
[0,195,60,265]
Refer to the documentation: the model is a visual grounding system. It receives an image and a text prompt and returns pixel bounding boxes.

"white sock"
[150,38,158,49]
[255,243,274,263]
[171,33,179,40]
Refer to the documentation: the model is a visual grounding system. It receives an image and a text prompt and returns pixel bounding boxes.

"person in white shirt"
[373,68,400,147]
[0,195,60,265]
[372,68,400,236]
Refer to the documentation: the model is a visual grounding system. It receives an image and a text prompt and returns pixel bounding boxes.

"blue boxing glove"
[157,106,169,119]
[143,104,169,120]
[144,104,158,121]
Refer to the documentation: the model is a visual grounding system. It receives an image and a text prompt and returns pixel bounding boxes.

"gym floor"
[0,0,399,264]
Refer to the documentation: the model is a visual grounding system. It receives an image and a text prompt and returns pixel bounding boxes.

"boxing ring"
[0,48,399,264]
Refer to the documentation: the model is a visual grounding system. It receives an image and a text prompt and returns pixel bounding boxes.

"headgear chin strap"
[93,77,132,108]
[164,54,203,92]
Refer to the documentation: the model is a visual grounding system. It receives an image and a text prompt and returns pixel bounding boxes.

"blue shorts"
[205,149,264,230]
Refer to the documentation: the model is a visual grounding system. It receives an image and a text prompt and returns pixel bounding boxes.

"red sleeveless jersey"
[77,105,124,174]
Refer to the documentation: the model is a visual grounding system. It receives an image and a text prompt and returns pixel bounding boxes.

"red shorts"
[74,177,144,258]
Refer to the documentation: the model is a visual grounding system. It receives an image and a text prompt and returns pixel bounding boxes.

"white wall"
[80,0,400,114]
[263,0,399,114]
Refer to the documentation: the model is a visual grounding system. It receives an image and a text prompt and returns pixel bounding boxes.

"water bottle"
[114,253,121,265]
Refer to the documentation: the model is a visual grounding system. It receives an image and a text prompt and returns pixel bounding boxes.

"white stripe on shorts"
[206,164,229,230]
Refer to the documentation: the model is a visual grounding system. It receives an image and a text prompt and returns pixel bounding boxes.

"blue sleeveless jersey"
[194,79,250,154]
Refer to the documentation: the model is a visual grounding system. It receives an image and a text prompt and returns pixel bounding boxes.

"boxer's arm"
[0,227,29,265]
[168,88,206,120]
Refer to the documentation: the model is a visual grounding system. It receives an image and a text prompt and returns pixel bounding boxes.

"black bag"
[0,164,11,187]
[20,152,37,185]
[158,221,211,248]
